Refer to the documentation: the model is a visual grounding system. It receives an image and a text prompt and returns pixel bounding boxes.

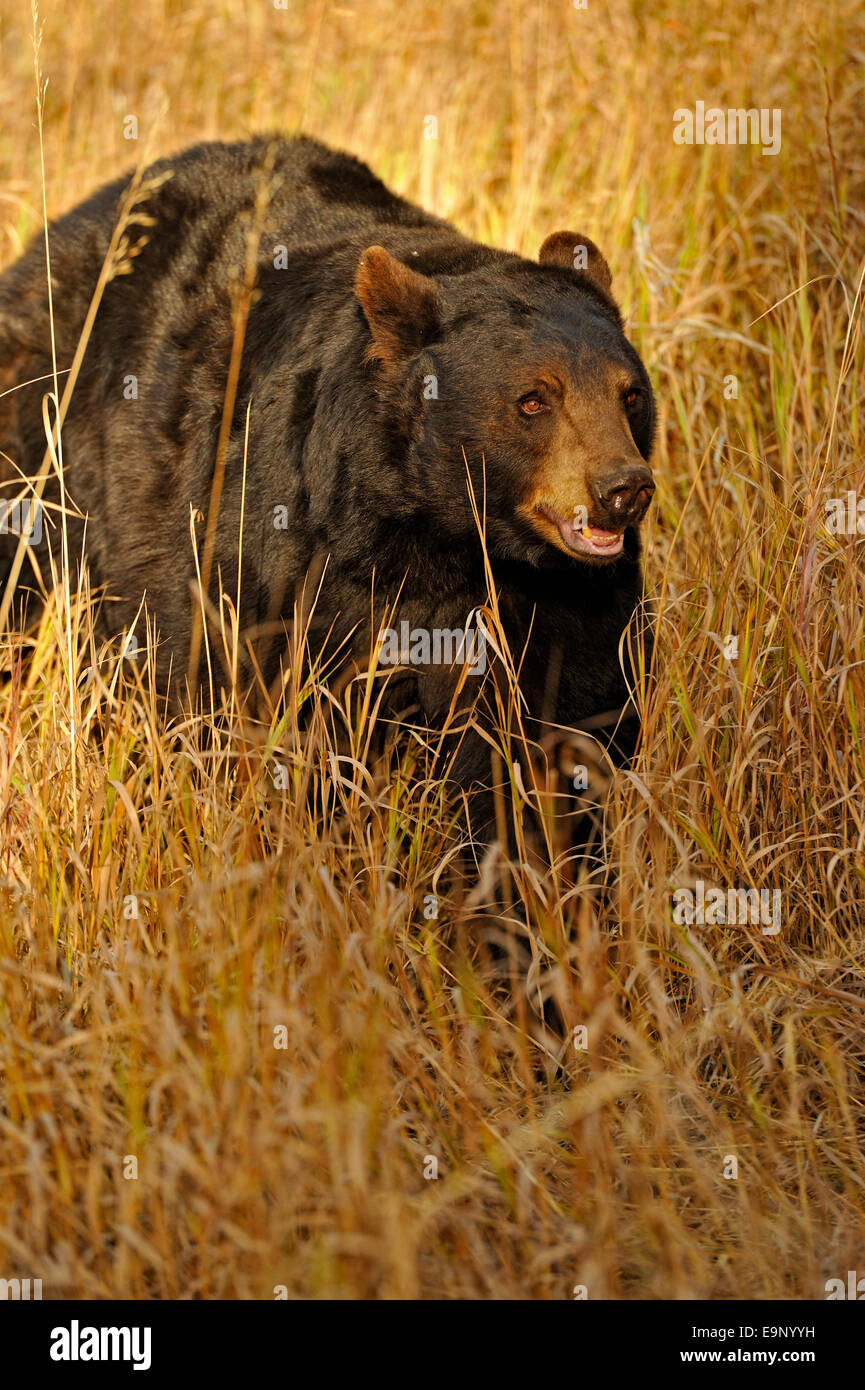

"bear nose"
[591,464,655,523]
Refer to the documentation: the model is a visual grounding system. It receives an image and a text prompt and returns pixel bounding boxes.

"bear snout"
[590,463,655,527]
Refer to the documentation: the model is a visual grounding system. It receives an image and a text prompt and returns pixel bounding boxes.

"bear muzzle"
[529,459,655,561]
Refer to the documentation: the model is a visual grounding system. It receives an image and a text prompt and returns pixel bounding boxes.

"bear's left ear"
[538,231,613,297]
[355,246,441,364]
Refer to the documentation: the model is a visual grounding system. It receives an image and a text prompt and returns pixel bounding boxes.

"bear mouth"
[536,505,625,560]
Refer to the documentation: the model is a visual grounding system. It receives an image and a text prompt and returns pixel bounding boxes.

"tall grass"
[0,0,863,1298]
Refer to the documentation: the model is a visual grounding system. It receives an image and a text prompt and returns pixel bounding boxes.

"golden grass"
[0,0,863,1298]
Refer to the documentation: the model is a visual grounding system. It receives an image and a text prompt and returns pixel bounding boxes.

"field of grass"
[0,0,863,1299]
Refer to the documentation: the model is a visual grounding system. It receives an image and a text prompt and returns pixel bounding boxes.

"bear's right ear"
[538,231,613,297]
[355,246,441,364]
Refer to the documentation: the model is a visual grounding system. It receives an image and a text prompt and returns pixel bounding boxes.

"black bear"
[0,135,655,796]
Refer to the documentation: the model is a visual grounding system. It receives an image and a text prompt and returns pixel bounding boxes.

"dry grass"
[0,0,864,1299]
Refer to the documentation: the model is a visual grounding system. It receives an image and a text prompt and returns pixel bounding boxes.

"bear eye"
[623,387,642,408]
[519,395,547,416]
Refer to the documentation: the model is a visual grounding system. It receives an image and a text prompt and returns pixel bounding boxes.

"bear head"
[355,231,655,567]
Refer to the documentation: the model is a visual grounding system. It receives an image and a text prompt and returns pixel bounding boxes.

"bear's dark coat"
[0,136,655,789]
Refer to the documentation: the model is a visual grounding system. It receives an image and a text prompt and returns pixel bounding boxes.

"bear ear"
[538,231,613,297]
[355,246,441,364]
